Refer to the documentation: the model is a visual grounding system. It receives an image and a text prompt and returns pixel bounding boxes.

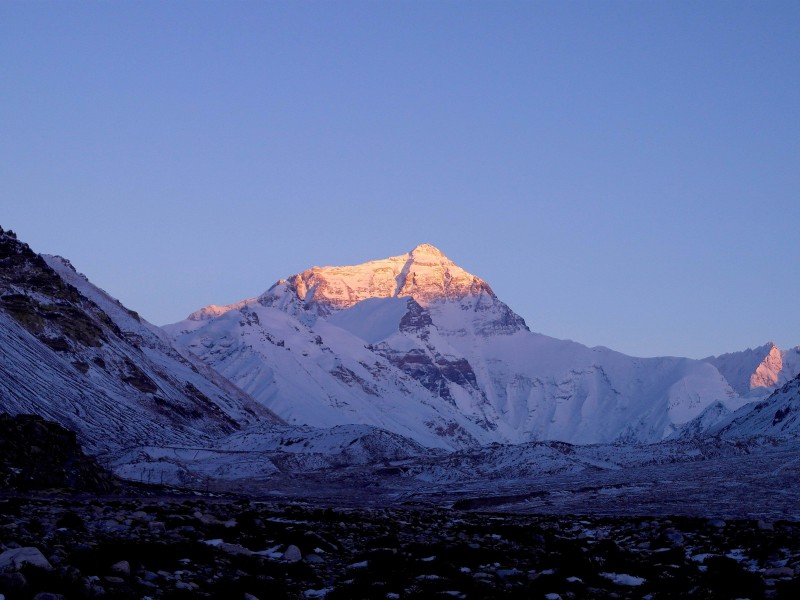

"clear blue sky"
[2,0,798,358]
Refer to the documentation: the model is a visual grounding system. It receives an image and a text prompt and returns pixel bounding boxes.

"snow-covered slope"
[165,297,493,449]
[167,244,757,448]
[0,227,278,454]
[669,344,800,439]
[718,373,800,440]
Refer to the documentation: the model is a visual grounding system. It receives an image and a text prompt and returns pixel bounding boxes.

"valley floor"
[425,445,800,520]
[1,491,799,599]
[172,441,800,522]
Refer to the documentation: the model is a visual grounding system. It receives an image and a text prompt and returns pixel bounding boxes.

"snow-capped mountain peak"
[257,244,502,317]
[409,242,448,259]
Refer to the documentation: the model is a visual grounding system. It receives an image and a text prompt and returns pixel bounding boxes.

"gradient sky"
[2,1,799,359]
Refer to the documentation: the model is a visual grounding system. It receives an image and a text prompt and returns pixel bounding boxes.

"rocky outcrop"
[374,347,482,406]
[0,227,120,353]
[398,298,433,335]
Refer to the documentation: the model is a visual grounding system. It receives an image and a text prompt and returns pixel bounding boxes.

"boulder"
[305,554,324,564]
[0,547,52,571]
[283,545,302,562]
[110,560,131,576]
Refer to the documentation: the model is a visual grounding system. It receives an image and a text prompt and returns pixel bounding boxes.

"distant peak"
[749,343,784,390]
[409,243,448,259]
[754,341,781,356]
[187,300,252,321]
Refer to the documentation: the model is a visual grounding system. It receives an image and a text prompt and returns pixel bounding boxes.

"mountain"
[0,227,452,489]
[0,226,279,455]
[704,342,800,396]
[4,226,799,497]
[167,244,771,448]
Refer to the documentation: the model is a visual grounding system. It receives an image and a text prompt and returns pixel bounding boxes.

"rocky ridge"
[0,226,277,454]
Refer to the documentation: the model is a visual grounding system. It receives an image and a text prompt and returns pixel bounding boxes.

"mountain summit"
[258,244,511,320]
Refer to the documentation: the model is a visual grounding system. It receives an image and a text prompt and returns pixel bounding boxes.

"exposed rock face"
[0,413,118,492]
[373,347,483,406]
[399,298,433,335]
[750,344,783,390]
[705,342,800,396]
[0,227,119,353]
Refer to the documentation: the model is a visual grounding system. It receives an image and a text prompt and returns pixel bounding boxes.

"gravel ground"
[1,493,799,599]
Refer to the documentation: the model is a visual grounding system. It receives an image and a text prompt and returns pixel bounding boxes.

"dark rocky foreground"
[0,414,118,494]
[1,493,799,599]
